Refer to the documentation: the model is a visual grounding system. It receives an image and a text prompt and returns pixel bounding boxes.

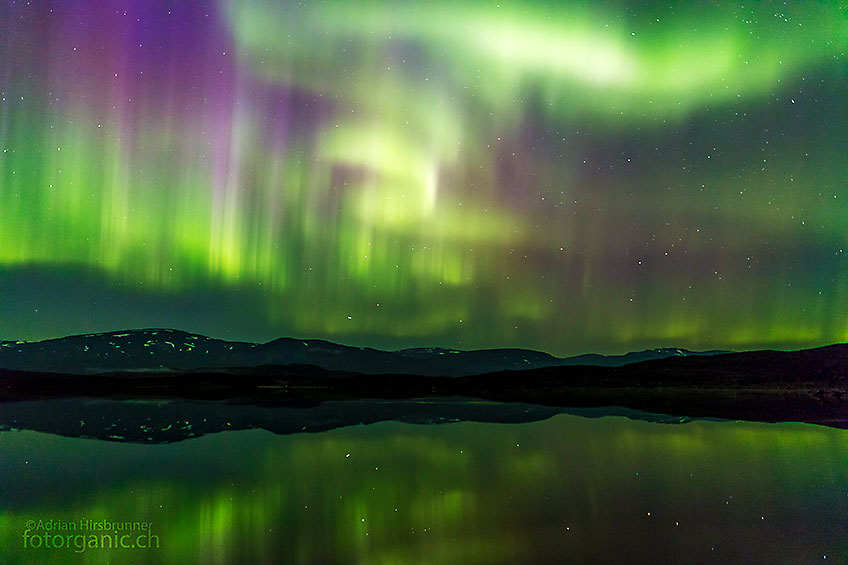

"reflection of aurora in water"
[1,2,847,355]
[1,415,846,563]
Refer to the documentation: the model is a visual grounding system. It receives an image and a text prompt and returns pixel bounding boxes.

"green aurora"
[1,1,846,354]
[2,415,847,563]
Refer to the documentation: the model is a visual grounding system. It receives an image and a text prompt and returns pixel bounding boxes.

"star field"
[0,1,846,355]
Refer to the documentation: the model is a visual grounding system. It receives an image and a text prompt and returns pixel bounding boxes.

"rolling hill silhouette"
[1,331,845,434]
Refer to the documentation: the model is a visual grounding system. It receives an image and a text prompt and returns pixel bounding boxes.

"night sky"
[1,1,846,356]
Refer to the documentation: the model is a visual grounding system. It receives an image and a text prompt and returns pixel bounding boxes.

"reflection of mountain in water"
[0,398,703,444]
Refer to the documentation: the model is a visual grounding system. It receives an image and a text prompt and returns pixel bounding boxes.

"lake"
[1,402,846,564]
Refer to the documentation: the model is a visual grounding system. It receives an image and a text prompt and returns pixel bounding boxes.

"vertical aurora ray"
[0,0,846,354]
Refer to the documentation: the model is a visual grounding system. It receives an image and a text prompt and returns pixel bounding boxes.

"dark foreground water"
[1,408,846,564]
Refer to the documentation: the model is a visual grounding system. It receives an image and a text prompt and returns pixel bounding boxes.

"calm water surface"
[1,411,846,564]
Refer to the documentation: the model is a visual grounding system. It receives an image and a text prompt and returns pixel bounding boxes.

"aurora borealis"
[3,415,848,562]
[1,1,846,355]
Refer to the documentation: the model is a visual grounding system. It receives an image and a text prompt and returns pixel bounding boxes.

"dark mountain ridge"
[0,328,729,376]
[1,342,845,429]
